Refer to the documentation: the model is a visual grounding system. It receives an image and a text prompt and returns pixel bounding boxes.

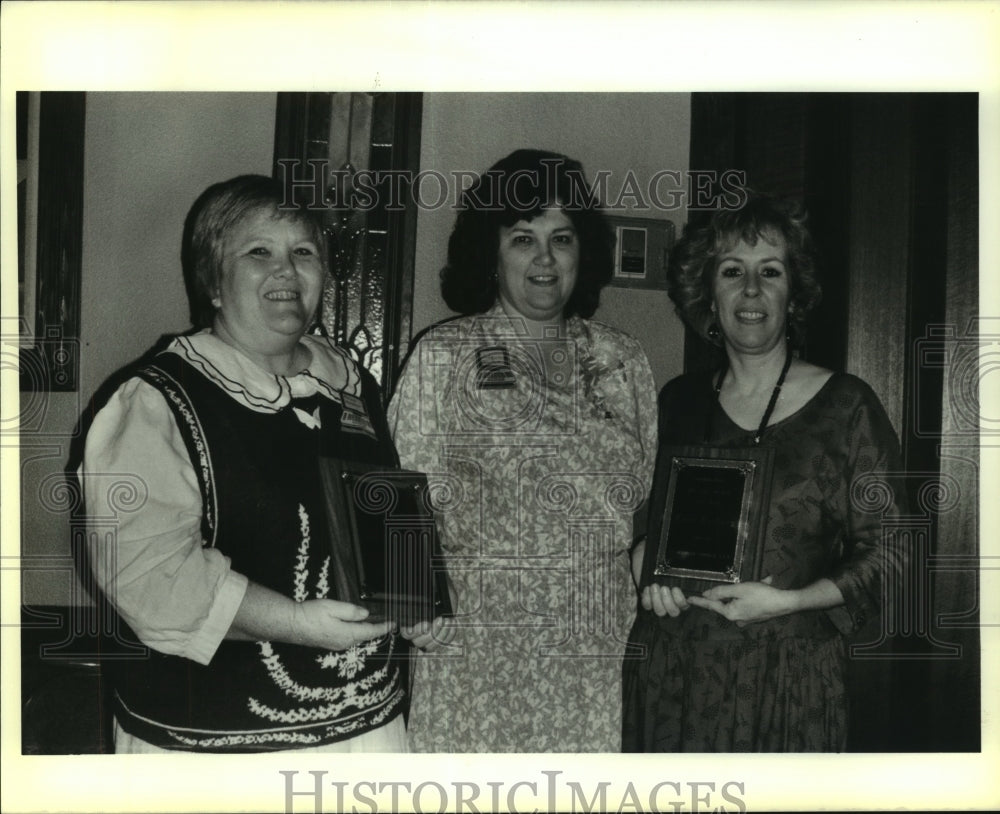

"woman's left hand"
[686,576,797,627]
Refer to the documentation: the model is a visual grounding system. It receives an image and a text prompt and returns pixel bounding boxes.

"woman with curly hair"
[389,149,658,751]
[622,191,907,752]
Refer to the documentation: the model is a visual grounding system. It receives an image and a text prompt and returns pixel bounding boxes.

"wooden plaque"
[640,445,774,596]
[318,459,452,626]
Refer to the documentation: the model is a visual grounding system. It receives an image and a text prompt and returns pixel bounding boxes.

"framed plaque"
[639,445,774,595]
[318,459,452,626]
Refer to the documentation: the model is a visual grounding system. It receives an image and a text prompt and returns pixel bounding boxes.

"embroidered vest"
[109,350,406,751]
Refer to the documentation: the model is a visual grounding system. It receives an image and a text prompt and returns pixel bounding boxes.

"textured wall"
[20,92,276,605]
[20,91,693,605]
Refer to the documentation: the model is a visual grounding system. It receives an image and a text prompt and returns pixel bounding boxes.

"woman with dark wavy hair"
[622,191,907,752]
[388,149,658,751]
[439,149,618,320]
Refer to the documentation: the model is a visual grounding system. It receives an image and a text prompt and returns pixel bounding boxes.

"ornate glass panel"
[273,92,422,401]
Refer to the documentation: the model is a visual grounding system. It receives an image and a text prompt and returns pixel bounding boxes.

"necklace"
[713,348,793,445]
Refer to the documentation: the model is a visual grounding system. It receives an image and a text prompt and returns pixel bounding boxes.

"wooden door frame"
[687,91,980,751]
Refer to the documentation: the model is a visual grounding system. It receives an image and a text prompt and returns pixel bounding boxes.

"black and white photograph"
[2,2,998,813]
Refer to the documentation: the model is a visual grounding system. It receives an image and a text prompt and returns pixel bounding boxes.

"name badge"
[339,392,377,438]
[475,346,516,390]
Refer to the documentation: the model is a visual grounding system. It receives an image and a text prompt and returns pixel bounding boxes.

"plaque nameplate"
[318,459,452,626]
[640,445,774,594]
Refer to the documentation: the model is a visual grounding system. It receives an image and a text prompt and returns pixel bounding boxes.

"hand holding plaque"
[638,444,774,598]
[318,459,453,628]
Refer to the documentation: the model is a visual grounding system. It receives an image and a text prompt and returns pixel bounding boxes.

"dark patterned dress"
[622,371,907,752]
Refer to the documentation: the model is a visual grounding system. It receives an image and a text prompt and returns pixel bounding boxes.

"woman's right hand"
[291,599,396,650]
[400,616,456,652]
[640,583,691,617]
[228,584,394,651]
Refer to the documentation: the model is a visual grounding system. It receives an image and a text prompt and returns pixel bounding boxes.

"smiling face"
[711,232,791,357]
[212,208,324,365]
[496,207,579,327]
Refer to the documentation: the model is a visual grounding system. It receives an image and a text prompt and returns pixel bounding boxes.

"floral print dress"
[388,306,657,752]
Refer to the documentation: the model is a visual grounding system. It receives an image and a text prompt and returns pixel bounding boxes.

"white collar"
[164,330,362,413]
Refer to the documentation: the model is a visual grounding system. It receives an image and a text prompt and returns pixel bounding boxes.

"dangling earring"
[707,300,720,341]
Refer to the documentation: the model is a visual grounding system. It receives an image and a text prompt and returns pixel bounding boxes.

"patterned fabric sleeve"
[622,335,659,496]
[387,328,451,475]
[826,377,909,634]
